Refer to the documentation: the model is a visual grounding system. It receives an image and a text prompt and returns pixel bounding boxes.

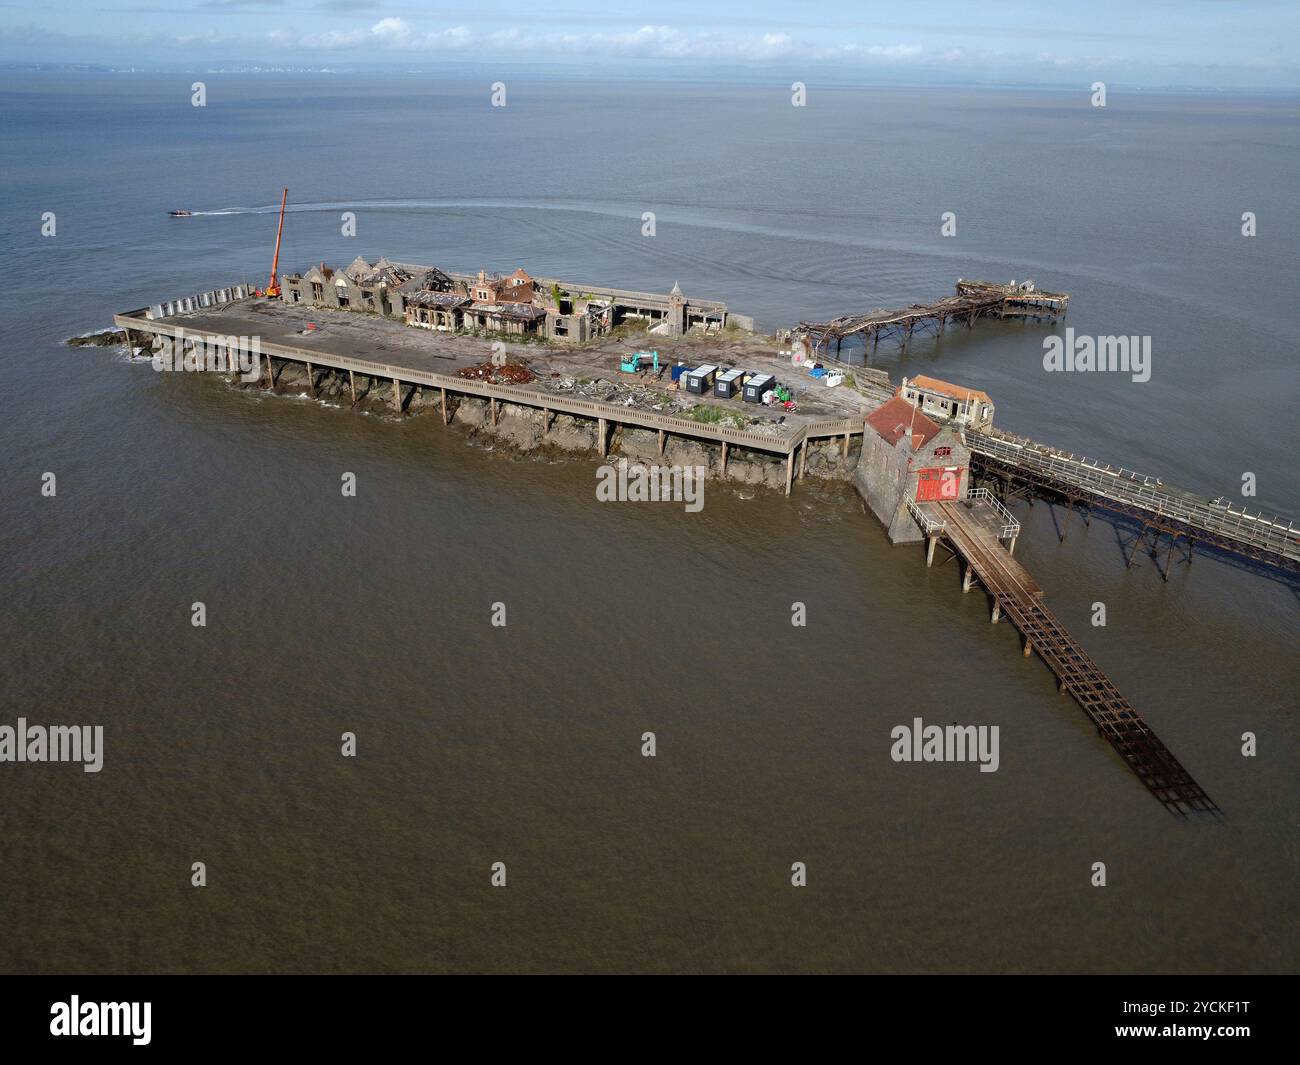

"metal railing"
[969,431,1299,560]
[906,496,946,535]
[965,487,1021,540]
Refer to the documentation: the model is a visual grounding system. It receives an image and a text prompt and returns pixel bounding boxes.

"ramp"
[934,498,1219,816]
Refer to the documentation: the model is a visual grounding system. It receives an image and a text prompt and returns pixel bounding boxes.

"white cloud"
[258,20,924,63]
[860,44,923,59]
[7,15,1294,88]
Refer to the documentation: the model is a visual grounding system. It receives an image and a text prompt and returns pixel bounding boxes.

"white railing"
[966,487,1021,541]
[906,496,946,535]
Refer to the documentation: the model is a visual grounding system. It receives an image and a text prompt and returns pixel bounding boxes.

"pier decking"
[832,407,1297,579]
[921,495,1218,817]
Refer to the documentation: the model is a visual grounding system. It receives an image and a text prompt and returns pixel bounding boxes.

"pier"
[910,493,1218,816]
[968,428,1300,576]
[796,279,1069,358]
[826,404,1298,579]
[113,301,860,497]
[111,273,1282,818]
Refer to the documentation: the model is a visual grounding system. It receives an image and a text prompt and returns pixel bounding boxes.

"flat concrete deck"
[145,298,877,430]
[116,299,873,482]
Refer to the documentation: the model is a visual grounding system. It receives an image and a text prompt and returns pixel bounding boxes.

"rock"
[67,329,127,347]
[452,397,489,428]
[493,411,543,449]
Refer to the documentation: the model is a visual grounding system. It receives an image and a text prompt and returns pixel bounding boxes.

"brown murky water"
[1,76,1296,973]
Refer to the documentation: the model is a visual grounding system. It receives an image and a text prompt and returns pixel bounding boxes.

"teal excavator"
[620,349,659,374]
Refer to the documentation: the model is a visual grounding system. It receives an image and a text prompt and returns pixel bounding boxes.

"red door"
[916,468,944,501]
[916,467,963,501]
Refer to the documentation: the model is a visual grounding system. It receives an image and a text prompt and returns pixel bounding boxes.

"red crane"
[264,187,288,298]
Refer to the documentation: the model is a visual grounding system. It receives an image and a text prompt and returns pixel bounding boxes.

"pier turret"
[667,280,685,336]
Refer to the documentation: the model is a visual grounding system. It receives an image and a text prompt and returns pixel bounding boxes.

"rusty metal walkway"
[932,498,1219,817]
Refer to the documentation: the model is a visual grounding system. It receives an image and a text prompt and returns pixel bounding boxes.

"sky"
[2,1,1299,90]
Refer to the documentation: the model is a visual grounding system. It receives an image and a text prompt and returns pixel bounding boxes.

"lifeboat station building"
[854,396,971,544]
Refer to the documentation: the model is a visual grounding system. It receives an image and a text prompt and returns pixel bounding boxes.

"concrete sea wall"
[242,363,862,491]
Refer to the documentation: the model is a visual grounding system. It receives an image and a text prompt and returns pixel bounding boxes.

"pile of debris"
[544,375,701,416]
[457,361,536,385]
[744,419,790,438]
[546,375,619,401]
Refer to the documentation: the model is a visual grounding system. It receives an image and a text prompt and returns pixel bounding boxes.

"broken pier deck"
[797,279,1069,358]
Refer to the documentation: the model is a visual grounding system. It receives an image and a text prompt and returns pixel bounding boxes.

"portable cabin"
[743,373,775,403]
[714,368,745,399]
[685,365,718,395]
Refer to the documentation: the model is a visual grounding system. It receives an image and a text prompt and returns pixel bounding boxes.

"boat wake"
[181,198,1283,340]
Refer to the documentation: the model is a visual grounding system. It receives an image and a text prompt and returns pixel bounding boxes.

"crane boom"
[265,187,288,297]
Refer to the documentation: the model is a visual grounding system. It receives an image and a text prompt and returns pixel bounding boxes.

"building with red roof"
[855,396,970,543]
[899,375,995,431]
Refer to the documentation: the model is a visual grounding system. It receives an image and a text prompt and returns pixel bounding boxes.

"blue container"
[670,364,687,382]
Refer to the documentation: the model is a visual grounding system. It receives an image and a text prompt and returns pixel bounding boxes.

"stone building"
[458,268,547,335]
[461,300,547,336]
[854,395,971,544]
[398,266,465,329]
[666,280,686,336]
[403,290,470,331]
[541,284,613,342]
[280,257,413,318]
[278,255,746,342]
[466,267,536,305]
[899,375,995,431]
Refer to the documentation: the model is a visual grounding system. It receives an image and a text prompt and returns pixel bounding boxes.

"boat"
[168,209,193,217]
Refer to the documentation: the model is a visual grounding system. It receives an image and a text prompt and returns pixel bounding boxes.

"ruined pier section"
[796,279,1069,360]
[968,428,1300,577]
